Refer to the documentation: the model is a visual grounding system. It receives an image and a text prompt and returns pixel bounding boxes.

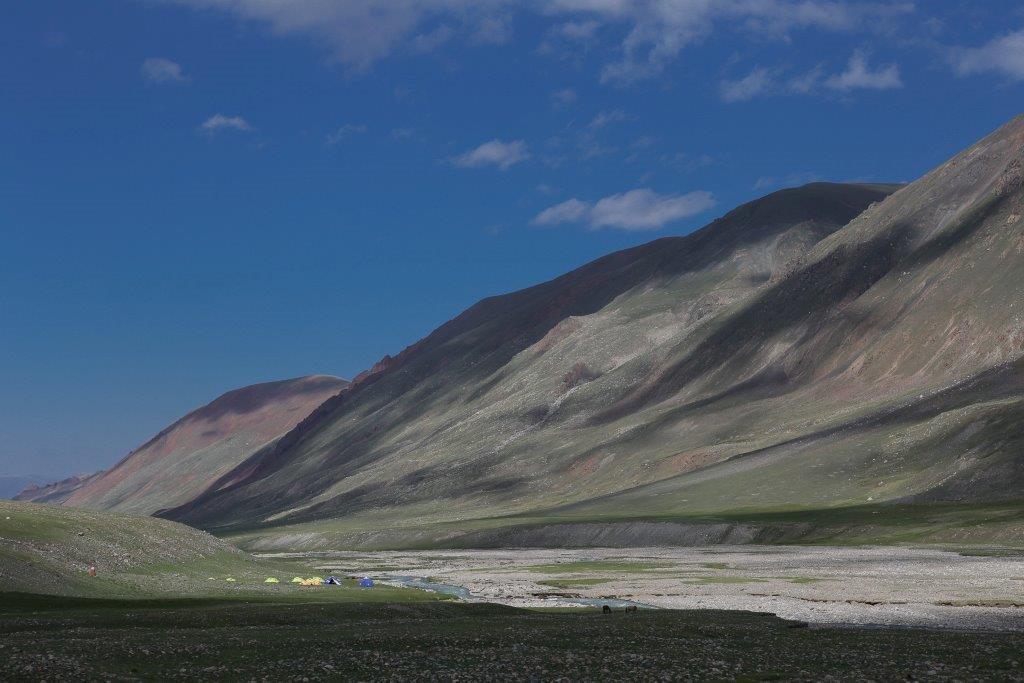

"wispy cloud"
[951,30,1024,81]
[533,198,590,225]
[719,67,776,103]
[545,0,914,84]
[409,25,455,54]
[550,88,578,110]
[558,19,600,41]
[471,13,513,45]
[533,188,715,231]
[199,114,253,135]
[160,0,513,72]
[588,109,631,129]
[720,51,901,103]
[454,139,530,170]
[325,123,368,145]
[155,1,914,82]
[825,50,902,91]
[141,57,189,84]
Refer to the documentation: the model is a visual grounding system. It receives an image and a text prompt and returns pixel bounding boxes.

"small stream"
[385,576,656,610]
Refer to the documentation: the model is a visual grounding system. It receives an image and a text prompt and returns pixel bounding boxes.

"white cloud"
[559,19,600,41]
[141,57,189,84]
[454,139,530,170]
[550,88,578,109]
[951,30,1024,81]
[199,114,253,135]
[533,198,591,225]
[787,64,825,94]
[471,14,513,44]
[160,0,512,71]
[588,109,631,129]
[825,50,903,91]
[720,54,900,102]
[409,25,455,54]
[719,67,775,103]
[533,188,715,231]
[325,123,368,145]
[591,188,715,229]
[154,1,913,81]
[545,0,914,84]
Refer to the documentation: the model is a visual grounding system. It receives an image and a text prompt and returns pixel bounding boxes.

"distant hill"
[0,476,46,500]
[14,472,101,504]
[25,376,347,515]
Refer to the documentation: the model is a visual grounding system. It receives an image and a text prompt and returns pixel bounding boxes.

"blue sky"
[2,0,1023,478]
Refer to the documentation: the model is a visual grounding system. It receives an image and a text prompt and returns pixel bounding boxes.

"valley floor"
[3,595,1024,681]
[268,545,1024,632]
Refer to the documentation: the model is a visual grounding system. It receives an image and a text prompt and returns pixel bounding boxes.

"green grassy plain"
[223,500,1024,552]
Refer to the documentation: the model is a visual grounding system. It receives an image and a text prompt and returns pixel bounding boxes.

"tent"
[324,576,343,585]
[225,577,236,582]
[358,577,374,588]
[291,577,304,583]
[264,577,280,583]
[299,578,322,586]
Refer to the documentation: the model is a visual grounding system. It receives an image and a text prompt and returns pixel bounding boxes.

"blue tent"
[324,576,343,585]
[358,577,374,588]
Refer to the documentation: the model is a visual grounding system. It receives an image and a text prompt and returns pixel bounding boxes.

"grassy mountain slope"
[163,183,896,530]
[0,499,439,601]
[555,114,1024,519]
[167,116,1022,549]
[0,499,263,597]
[45,375,347,514]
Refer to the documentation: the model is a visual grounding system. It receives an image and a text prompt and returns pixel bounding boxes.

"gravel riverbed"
[262,545,1024,631]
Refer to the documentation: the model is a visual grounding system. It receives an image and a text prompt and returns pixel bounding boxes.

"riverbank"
[264,545,1024,632]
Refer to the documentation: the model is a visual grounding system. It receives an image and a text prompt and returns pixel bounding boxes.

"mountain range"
[21,116,1024,549]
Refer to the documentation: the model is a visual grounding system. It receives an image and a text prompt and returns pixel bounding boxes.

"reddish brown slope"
[14,472,103,504]
[60,375,347,515]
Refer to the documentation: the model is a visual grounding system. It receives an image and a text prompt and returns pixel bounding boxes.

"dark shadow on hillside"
[592,185,1013,425]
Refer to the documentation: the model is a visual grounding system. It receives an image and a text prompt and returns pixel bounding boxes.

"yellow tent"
[299,578,322,586]
[264,577,280,583]
[225,577,236,582]
[291,577,304,583]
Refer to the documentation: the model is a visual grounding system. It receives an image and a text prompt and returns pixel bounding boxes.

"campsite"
[4,499,1024,680]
